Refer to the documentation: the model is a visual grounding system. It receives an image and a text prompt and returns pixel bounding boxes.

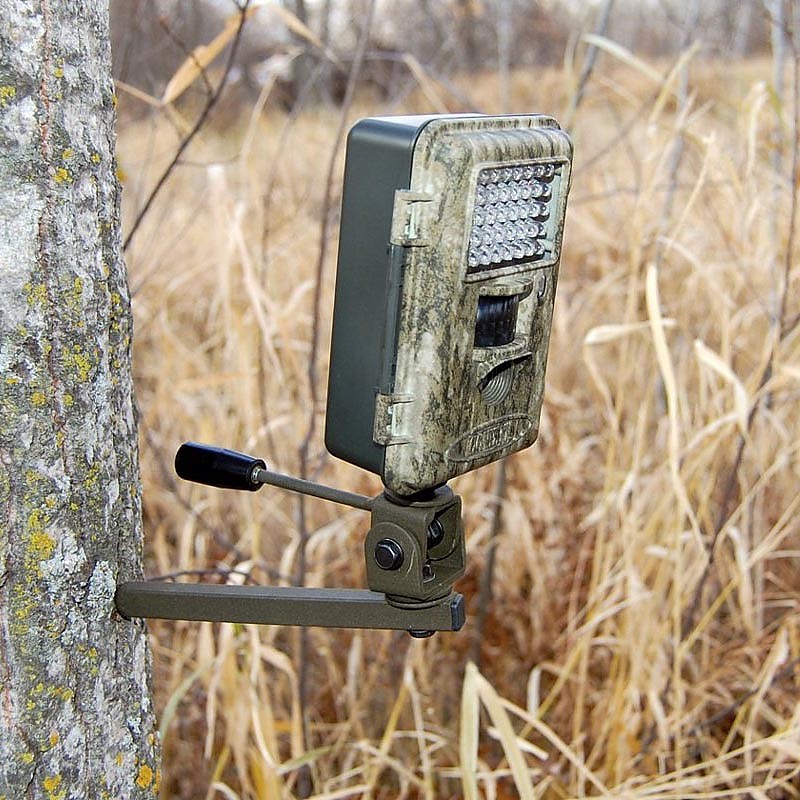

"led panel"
[468,162,563,272]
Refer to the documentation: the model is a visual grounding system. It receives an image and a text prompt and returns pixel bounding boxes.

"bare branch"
[293,4,376,794]
[146,567,258,584]
[123,1,253,253]
[564,0,616,129]
[779,45,799,334]
[470,458,508,668]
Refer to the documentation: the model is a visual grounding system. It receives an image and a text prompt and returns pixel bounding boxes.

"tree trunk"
[732,0,755,57]
[0,2,160,798]
[290,0,321,106]
[458,0,479,74]
[496,0,513,112]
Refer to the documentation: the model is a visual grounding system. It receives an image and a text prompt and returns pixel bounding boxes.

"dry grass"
[119,52,800,799]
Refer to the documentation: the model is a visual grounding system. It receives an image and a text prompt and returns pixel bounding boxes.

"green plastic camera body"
[326,114,572,496]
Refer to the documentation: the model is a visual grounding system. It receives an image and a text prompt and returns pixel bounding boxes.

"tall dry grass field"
[118,51,800,799]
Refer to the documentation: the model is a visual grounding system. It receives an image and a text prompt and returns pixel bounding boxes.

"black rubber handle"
[175,442,266,492]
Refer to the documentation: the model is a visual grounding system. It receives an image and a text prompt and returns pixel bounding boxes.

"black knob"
[374,539,404,571]
[175,442,265,492]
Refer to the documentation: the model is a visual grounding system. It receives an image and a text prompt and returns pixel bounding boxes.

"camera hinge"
[390,191,434,247]
[373,392,414,446]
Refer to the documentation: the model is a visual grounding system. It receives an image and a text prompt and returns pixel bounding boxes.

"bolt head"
[374,538,404,571]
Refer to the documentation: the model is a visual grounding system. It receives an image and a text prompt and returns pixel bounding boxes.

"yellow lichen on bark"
[135,764,153,790]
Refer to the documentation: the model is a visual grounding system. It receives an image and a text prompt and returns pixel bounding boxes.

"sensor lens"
[474,294,519,347]
[468,162,558,273]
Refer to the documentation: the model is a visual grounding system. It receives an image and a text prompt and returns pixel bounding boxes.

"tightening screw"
[374,538,404,571]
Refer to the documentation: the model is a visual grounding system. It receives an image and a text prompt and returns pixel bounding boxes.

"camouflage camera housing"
[325,114,572,496]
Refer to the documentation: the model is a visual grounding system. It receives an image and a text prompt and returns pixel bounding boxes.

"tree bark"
[0,1,160,798]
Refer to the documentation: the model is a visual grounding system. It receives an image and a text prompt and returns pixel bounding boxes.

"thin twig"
[570,179,734,205]
[779,47,799,335]
[497,0,513,113]
[470,458,508,668]
[256,58,329,466]
[123,0,252,253]
[769,0,787,330]
[157,15,214,97]
[655,0,699,267]
[689,655,800,735]
[140,423,292,585]
[146,567,259,585]
[563,0,615,129]
[140,423,249,565]
[384,30,460,113]
[294,3,376,793]
[577,82,666,175]
[681,413,749,639]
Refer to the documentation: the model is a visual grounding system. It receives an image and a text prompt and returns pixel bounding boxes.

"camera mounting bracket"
[115,443,466,636]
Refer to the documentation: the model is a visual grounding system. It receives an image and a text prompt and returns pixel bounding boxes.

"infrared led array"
[467,162,557,272]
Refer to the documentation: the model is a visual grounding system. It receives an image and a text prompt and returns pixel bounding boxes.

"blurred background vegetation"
[111,1,800,798]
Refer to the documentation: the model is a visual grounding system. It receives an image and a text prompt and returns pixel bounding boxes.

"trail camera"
[117,113,572,636]
[326,114,573,496]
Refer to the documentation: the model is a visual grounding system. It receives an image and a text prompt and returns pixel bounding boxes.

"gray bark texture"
[0,1,160,798]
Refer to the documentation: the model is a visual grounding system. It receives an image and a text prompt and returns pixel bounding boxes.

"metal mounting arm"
[115,583,465,634]
[115,442,467,636]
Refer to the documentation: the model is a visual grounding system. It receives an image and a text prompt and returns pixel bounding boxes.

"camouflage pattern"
[375,115,573,496]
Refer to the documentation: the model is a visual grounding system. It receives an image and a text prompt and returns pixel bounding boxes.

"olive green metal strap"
[115,582,465,633]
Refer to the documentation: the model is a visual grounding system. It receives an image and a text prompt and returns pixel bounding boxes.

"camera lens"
[474,294,519,347]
